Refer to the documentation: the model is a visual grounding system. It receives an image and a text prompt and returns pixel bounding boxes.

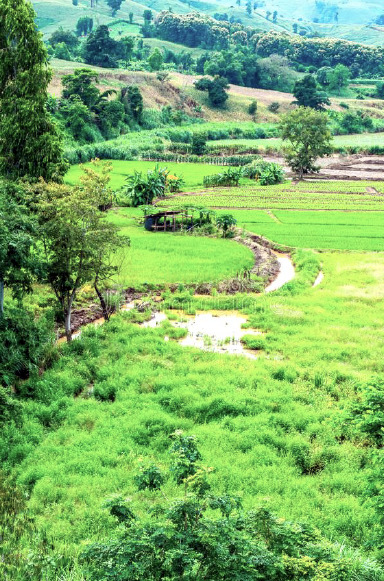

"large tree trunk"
[94,282,110,321]
[0,279,4,315]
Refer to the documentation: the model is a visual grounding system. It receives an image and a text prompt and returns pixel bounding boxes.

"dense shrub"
[0,308,55,388]
[203,167,243,187]
[244,160,284,185]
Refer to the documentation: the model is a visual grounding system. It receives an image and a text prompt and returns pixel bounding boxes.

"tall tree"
[293,74,330,110]
[328,64,351,95]
[0,0,66,181]
[81,25,121,68]
[280,107,332,179]
[32,164,128,341]
[148,48,164,71]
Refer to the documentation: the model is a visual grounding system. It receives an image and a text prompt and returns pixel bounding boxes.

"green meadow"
[9,249,384,568]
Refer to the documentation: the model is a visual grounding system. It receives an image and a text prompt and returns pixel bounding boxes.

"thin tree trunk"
[64,297,74,342]
[0,279,4,315]
[94,282,110,321]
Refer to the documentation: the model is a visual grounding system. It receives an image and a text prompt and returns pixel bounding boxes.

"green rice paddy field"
[67,162,384,251]
[108,208,254,287]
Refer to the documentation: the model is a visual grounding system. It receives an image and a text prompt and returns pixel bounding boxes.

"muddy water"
[141,310,260,359]
[177,312,260,358]
[265,252,295,293]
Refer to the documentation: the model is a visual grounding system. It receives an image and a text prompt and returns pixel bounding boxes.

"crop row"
[158,192,384,211]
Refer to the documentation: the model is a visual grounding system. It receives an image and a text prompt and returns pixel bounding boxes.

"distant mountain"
[261,0,383,25]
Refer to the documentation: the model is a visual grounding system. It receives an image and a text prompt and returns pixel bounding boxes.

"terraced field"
[158,180,384,211]
[158,180,384,250]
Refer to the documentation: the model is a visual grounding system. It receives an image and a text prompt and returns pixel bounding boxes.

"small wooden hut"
[144,210,192,232]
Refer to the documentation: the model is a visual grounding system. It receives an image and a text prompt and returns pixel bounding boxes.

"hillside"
[32,0,286,38]
[33,0,384,44]
[49,59,384,125]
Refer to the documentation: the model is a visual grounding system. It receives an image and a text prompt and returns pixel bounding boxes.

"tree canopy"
[293,75,330,110]
[0,0,66,181]
[280,107,332,179]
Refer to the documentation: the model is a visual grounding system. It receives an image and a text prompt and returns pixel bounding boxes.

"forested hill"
[32,0,384,45]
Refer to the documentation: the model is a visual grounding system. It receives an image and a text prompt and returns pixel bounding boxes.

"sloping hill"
[32,0,286,38]
[50,60,384,125]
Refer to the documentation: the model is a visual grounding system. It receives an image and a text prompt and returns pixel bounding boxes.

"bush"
[349,379,384,446]
[0,308,55,389]
[244,160,284,185]
[94,381,117,402]
[203,167,243,187]
[268,101,280,113]
[191,133,207,155]
[248,100,258,115]
[123,166,168,206]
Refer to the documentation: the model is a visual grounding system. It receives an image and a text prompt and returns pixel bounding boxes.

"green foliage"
[134,464,165,490]
[328,64,351,95]
[0,182,37,313]
[148,48,164,71]
[280,107,332,178]
[257,31,384,76]
[81,25,122,68]
[243,160,284,185]
[49,27,79,50]
[124,166,168,206]
[94,382,117,402]
[62,69,100,108]
[0,0,65,181]
[0,307,54,388]
[195,76,229,107]
[268,102,280,113]
[216,213,237,236]
[107,0,124,17]
[120,86,143,124]
[248,100,258,115]
[203,167,243,187]
[293,75,330,110]
[191,134,207,155]
[76,16,93,37]
[31,164,126,340]
[349,379,384,446]
[81,434,383,581]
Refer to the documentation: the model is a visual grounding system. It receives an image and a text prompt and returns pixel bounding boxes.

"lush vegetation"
[4,250,384,578]
[5,0,384,579]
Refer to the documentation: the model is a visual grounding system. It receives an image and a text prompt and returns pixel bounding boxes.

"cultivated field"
[108,208,254,287]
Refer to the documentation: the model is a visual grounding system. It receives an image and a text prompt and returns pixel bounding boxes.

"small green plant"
[166,173,185,193]
[216,214,237,237]
[134,464,164,490]
[248,100,258,115]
